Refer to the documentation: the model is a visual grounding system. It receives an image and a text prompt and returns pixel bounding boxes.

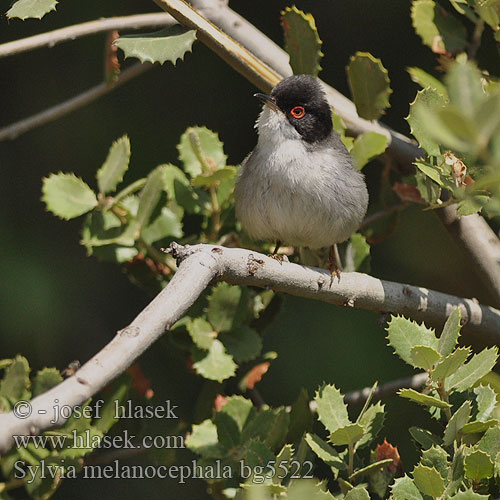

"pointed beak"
[254,93,281,112]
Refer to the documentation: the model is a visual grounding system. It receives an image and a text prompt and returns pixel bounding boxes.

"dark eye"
[290,106,306,119]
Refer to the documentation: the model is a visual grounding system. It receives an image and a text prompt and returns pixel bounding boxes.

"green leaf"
[446,61,485,117]
[304,433,345,468]
[407,67,448,96]
[461,419,498,434]
[185,419,225,458]
[341,233,371,273]
[386,315,438,367]
[350,459,394,481]
[287,388,313,443]
[407,87,447,156]
[391,475,423,500]
[329,423,365,446]
[344,486,370,500]
[350,132,388,170]
[96,135,131,194]
[445,347,499,392]
[315,383,349,433]
[285,479,334,500]
[443,401,472,446]
[398,388,451,409]
[409,426,442,449]
[411,0,467,53]
[478,425,500,459]
[114,26,196,65]
[7,0,57,20]
[220,395,255,432]
[445,445,466,497]
[438,307,461,356]
[414,161,444,186]
[421,445,449,479]
[141,207,183,245]
[456,195,490,216]
[192,339,237,382]
[448,489,490,500]
[94,373,130,434]
[42,173,98,220]
[412,463,445,498]
[281,6,323,76]
[206,283,248,332]
[187,317,215,350]
[432,347,471,381]
[464,449,494,480]
[475,385,497,421]
[219,326,262,363]
[178,126,227,178]
[346,52,392,120]
[273,444,294,484]
[215,410,240,449]
[192,167,237,188]
[32,368,62,397]
[0,355,30,401]
[242,408,289,450]
[410,345,441,371]
[136,167,165,230]
[356,401,385,449]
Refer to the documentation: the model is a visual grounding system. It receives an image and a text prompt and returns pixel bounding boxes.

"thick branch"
[0,243,499,454]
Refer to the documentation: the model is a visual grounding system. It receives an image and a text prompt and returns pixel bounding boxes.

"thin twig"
[0,63,152,141]
[0,243,498,455]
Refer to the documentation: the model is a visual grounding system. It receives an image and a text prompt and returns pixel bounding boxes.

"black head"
[262,75,333,143]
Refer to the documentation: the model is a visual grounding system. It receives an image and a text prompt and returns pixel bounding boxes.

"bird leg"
[327,244,342,283]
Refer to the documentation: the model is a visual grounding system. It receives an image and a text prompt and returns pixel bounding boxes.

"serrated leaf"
[391,475,423,500]
[187,317,215,350]
[350,459,394,481]
[347,52,392,121]
[446,347,499,392]
[281,6,323,76]
[448,489,490,500]
[438,307,461,356]
[7,0,57,20]
[411,0,467,53]
[446,61,485,117]
[42,173,97,220]
[219,326,262,363]
[329,423,365,446]
[0,355,30,401]
[273,444,294,484]
[185,419,225,458]
[96,135,131,194]
[410,345,441,371]
[315,384,349,433]
[461,419,498,434]
[220,395,255,432]
[32,368,62,397]
[136,167,165,231]
[407,87,448,156]
[407,67,448,96]
[478,425,500,459]
[304,433,345,468]
[141,206,183,245]
[159,164,200,214]
[192,339,237,382]
[386,315,438,367]
[475,385,497,421]
[464,449,494,480]
[421,445,449,479]
[443,401,472,446]
[409,427,442,449]
[178,126,227,178]
[215,410,240,449]
[413,463,445,498]
[114,26,196,65]
[399,388,451,408]
[285,479,333,500]
[432,347,471,381]
[192,167,237,187]
[445,445,465,497]
[344,486,370,500]
[350,132,388,170]
[356,401,385,449]
[242,408,288,450]
[456,195,490,216]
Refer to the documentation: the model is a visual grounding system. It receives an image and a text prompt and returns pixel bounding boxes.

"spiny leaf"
[114,26,196,65]
[314,383,349,433]
[448,489,490,500]
[187,317,215,350]
[329,423,365,446]
[478,425,500,460]
[7,0,57,20]
[141,206,183,245]
[350,132,388,170]
[421,445,449,479]
[192,339,237,382]
[443,401,472,446]
[281,6,323,76]
[410,345,441,371]
[42,173,98,220]
[356,401,385,449]
[344,486,370,500]
[432,347,471,381]
[96,135,131,194]
[474,385,498,421]
[464,449,494,480]
[346,52,392,121]
[399,388,451,409]
[412,463,445,498]
[407,67,447,96]
[409,427,442,449]
[456,195,490,216]
[185,419,225,458]
[214,410,240,449]
[350,459,394,481]
[32,368,63,397]
[219,395,255,432]
[461,419,498,434]
[391,475,423,500]
[0,355,30,401]
[219,326,262,363]
[192,167,237,188]
[438,307,462,356]
[305,433,345,468]
[159,163,200,214]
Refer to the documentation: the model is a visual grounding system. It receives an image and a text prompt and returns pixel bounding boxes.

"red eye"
[290,106,306,119]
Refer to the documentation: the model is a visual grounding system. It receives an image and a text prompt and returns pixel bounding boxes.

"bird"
[234,74,369,279]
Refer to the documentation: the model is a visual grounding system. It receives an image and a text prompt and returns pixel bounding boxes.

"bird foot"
[327,262,341,285]
[268,253,289,265]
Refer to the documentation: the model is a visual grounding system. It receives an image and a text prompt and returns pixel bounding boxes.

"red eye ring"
[290,106,306,119]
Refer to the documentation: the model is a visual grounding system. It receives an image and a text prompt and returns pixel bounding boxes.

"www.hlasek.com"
[13,459,315,485]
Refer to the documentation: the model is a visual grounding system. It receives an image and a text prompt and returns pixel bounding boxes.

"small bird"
[234,74,368,278]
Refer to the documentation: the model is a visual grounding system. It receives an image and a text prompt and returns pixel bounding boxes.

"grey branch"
[0,243,499,455]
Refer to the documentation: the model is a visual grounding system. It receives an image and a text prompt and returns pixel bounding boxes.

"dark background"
[0,1,496,498]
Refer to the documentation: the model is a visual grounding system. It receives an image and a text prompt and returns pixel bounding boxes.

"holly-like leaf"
[281,6,323,76]
[474,385,497,422]
[432,347,471,381]
[329,423,365,446]
[386,315,438,367]
[32,368,62,397]
[0,355,30,401]
[478,425,500,460]
[409,427,442,449]
[136,167,165,231]
[464,449,494,480]
[304,433,345,469]
[443,401,472,446]
[407,87,448,157]
[185,419,225,458]
[461,420,498,434]
[114,26,196,65]
[344,486,370,500]
[219,326,262,363]
[242,408,289,450]
[456,195,490,216]
[346,52,392,121]
[407,67,448,96]
[315,383,349,434]
[159,164,200,214]
[350,132,388,170]
[187,317,216,350]
[96,135,131,194]
[219,395,255,432]
[410,345,441,371]
[141,207,183,245]
[215,410,240,449]
[391,475,423,500]
[438,307,461,356]
[350,459,394,481]
[192,339,237,382]
[42,173,98,220]
[448,490,490,500]
[192,167,237,188]
[413,463,445,498]
[178,126,227,178]
[399,388,451,409]
[7,0,57,20]
[445,347,499,393]
[421,446,449,479]
[206,283,249,333]
[356,401,385,449]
